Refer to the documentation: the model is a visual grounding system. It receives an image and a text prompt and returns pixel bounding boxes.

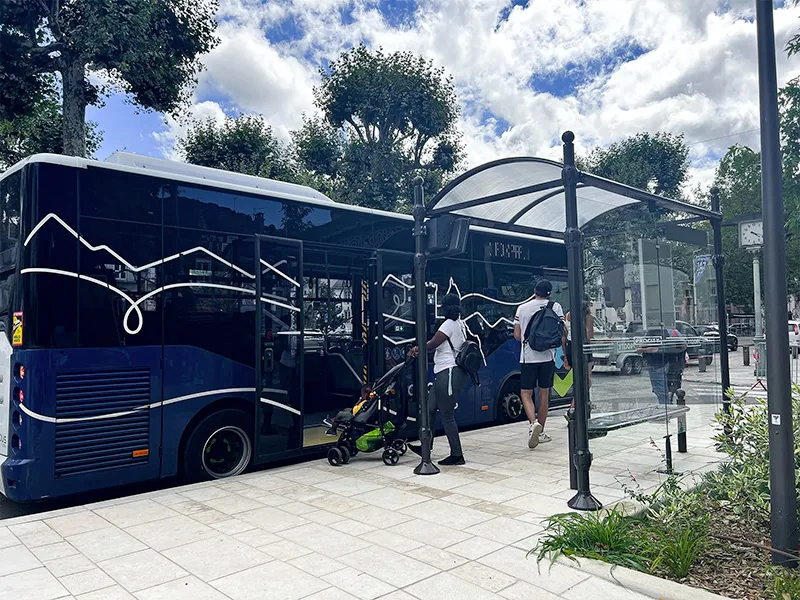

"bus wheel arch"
[496,375,523,423]
[179,398,255,483]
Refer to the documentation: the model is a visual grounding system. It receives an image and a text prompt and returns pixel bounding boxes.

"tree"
[295,45,464,211]
[578,133,699,313]
[0,0,218,157]
[580,132,693,242]
[179,115,297,181]
[580,132,690,199]
[0,76,102,171]
[713,146,765,311]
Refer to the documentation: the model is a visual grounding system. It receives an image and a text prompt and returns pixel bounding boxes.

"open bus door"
[255,236,304,457]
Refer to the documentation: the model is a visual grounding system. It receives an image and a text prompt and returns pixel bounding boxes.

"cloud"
[153,100,227,160]
[150,0,800,197]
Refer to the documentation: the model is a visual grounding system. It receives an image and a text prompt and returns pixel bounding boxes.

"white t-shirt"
[433,318,466,374]
[515,298,564,364]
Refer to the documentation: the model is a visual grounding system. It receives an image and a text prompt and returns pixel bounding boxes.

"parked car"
[675,321,715,365]
[696,325,738,352]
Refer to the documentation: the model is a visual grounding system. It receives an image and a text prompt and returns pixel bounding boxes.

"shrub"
[709,389,800,524]
[533,508,650,572]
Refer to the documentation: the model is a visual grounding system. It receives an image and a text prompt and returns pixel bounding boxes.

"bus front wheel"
[182,409,253,482]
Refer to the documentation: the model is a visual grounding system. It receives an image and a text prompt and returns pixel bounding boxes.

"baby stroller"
[324,358,412,467]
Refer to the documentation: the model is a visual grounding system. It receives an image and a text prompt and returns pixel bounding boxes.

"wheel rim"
[502,392,523,419]
[202,426,251,479]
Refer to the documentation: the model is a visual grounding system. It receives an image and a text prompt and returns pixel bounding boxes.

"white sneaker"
[539,431,552,444]
[528,422,543,449]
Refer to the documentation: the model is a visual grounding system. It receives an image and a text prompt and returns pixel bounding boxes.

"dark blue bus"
[0,153,570,501]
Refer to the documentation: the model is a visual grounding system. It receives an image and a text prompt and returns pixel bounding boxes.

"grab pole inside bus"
[412,176,439,475]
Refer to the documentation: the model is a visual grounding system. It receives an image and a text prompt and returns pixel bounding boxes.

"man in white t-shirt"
[513,279,567,449]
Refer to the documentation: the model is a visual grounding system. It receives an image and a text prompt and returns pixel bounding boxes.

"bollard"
[743,345,750,366]
[566,408,577,490]
[793,345,799,360]
[676,390,687,453]
[699,357,707,372]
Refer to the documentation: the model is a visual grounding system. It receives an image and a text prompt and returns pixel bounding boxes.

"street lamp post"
[755,0,799,566]
[412,177,439,476]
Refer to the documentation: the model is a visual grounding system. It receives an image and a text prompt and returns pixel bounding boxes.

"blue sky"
[86,0,800,191]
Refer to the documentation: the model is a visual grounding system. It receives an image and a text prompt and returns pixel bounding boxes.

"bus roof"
[0,152,562,245]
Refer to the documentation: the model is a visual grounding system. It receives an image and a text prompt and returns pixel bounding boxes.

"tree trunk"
[61,59,86,157]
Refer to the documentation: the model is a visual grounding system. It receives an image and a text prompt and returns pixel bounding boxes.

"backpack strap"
[523,314,534,344]
[546,300,554,310]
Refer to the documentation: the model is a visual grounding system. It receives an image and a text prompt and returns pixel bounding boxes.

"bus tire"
[497,378,523,423]
[181,409,253,483]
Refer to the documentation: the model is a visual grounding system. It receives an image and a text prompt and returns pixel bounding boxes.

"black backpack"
[447,322,483,384]
[524,301,565,352]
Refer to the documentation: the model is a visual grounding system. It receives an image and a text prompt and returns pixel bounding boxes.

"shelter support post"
[562,131,601,511]
[412,177,439,476]
[710,189,731,414]
[756,0,798,566]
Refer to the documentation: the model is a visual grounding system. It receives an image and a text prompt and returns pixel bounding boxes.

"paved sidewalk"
[0,406,724,600]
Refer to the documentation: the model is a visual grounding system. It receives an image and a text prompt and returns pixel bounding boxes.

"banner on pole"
[694,254,712,285]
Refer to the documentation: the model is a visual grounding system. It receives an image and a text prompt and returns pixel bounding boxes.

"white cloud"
[152,0,800,198]
[153,100,227,160]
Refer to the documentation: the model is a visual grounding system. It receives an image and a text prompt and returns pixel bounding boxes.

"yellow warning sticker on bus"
[12,312,23,347]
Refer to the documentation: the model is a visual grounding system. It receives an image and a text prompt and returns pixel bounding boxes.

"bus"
[0,153,571,502]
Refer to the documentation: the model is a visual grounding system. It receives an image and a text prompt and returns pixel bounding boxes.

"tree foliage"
[0,0,218,156]
[296,45,464,211]
[0,76,101,171]
[581,132,690,199]
[179,115,297,181]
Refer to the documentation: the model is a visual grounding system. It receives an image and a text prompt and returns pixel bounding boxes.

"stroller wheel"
[382,447,400,466]
[392,440,408,456]
[340,446,351,464]
[327,447,344,467]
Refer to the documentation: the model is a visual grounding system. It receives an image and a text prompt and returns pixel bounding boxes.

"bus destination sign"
[487,240,530,262]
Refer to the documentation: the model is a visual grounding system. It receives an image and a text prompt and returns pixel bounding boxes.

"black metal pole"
[756,0,799,566]
[567,408,577,490]
[710,188,731,414]
[563,131,601,511]
[412,177,439,476]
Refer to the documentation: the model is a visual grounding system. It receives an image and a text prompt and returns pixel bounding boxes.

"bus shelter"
[411,131,730,510]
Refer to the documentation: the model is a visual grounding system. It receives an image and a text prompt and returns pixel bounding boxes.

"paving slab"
[0,404,730,600]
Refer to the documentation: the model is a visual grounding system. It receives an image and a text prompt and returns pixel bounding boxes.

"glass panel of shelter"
[586,211,722,485]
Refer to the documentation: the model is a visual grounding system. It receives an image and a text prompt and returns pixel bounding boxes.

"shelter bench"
[566,394,690,486]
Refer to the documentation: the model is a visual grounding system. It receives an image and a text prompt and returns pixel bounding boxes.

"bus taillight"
[15,389,23,404]
[18,365,24,380]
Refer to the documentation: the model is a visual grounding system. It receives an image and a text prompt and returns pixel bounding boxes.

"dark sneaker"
[438,455,465,466]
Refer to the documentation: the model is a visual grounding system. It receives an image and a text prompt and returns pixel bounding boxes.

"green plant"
[709,389,800,525]
[646,517,710,578]
[769,566,800,600]
[533,509,650,572]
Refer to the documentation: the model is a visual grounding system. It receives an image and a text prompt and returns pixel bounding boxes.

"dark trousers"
[429,367,469,457]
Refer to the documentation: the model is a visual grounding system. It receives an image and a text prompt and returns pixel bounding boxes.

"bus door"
[255,236,304,457]
[301,249,371,448]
